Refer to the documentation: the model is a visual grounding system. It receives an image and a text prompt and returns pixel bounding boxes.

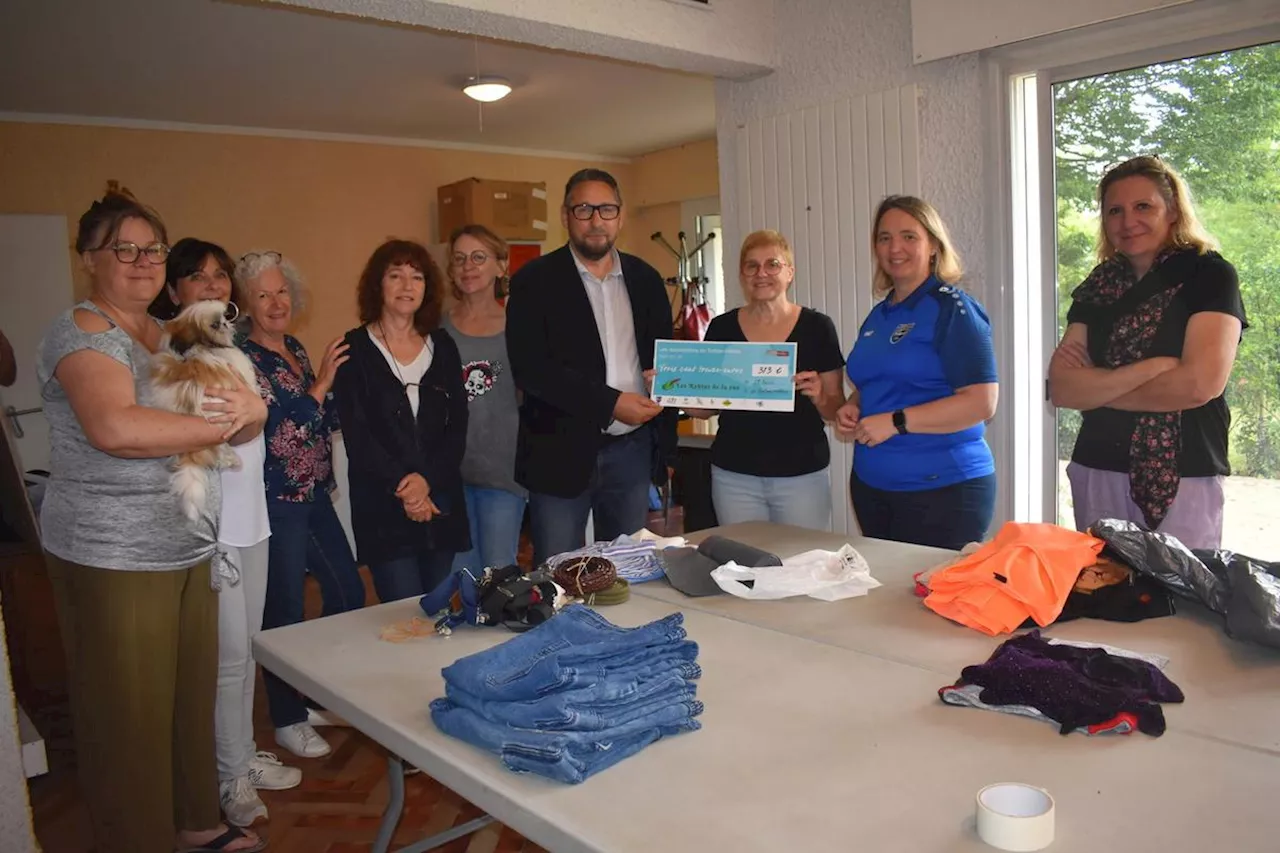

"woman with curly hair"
[333,239,470,602]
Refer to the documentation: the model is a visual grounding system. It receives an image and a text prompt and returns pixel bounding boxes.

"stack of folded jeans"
[430,604,703,783]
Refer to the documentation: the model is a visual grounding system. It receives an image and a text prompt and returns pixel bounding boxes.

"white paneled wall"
[727,84,920,535]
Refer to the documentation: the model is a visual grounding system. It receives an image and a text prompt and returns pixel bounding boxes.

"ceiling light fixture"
[463,76,512,103]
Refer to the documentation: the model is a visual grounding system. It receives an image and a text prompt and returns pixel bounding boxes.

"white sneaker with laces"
[275,722,332,759]
[220,775,268,827]
[248,750,303,790]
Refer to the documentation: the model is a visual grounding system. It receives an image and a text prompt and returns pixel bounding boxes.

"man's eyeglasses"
[567,203,621,221]
[239,251,282,265]
[452,250,491,267]
[103,242,169,264]
[742,258,788,276]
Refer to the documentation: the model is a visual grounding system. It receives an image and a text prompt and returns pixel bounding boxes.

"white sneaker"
[249,750,303,790]
[275,722,332,759]
[307,707,351,727]
[220,775,268,827]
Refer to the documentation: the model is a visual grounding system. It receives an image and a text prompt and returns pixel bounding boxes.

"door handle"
[4,405,41,440]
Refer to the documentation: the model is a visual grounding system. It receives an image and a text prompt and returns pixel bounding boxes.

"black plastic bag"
[1090,519,1280,650]
[1192,550,1280,649]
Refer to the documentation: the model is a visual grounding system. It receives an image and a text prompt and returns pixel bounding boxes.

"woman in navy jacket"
[333,239,470,601]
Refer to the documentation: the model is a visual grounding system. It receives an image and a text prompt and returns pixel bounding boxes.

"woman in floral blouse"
[236,250,365,761]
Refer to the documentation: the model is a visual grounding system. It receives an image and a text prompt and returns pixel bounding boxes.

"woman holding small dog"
[156,238,303,828]
[333,239,470,602]
[38,187,267,853]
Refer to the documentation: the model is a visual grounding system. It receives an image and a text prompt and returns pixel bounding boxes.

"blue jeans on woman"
[261,497,366,729]
[711,465,833,530]
[451,485,527,573]
[849,470,997,551]
[369,550,455,603]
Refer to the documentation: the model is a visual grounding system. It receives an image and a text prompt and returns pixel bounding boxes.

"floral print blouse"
[240,334,339,503]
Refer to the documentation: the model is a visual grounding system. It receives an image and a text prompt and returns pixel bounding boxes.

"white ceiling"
[0,0,717,159]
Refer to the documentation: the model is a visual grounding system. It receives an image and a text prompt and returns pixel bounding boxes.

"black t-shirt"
[1066,251,1247,477]
[705,306,846,477]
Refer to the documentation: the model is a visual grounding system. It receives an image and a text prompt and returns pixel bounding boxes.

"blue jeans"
[711,465,832,530]
[370,550,455,603]
[261,498,366,728]
[451,485,527,573]
[446,670,696,731]
[529,426,652,567]
[849,471,997,551]
[430,696,702,784]
[441,605,693,701]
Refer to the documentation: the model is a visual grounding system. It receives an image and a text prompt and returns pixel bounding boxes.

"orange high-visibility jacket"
[923,522,1104,635]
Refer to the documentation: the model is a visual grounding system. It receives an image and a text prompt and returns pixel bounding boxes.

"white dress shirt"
[572,248,645,436]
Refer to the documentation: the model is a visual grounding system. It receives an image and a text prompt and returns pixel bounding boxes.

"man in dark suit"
[507,168,677,566]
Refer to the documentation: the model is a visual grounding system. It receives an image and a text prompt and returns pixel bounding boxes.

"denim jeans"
[370,549,455,603]
[528,426,653,567]
[262,498,366,728]
[452,485,527,573]
[711,465,833,530]
[441,605,692,701]
[446,670,697,731]
[430,697,702,784]
[849,471,997,551]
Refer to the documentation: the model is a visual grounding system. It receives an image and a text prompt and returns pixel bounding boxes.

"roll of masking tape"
[975,783,1055,851]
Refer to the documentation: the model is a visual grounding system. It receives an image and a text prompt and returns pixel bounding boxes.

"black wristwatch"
[892,409,908,435]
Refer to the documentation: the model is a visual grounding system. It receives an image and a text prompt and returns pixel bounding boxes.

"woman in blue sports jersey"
[836,196,999,549]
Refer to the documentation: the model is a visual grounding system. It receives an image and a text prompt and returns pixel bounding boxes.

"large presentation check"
[651,340,798,412]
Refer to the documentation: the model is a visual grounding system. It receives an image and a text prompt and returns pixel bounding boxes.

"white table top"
[255,524,1280,852]
[645,522,1280,754]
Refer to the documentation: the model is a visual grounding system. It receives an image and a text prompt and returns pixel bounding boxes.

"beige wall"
[631,137,718,208]
[0,122,634,355]
[627,137,719,284]
[0,122,718,354]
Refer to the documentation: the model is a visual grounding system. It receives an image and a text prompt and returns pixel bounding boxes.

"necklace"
[376,322,425,391]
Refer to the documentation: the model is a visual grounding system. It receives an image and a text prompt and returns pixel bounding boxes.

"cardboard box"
[437,178,549,243]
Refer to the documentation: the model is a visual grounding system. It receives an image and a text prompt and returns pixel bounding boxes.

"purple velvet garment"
[958,631,1184,735]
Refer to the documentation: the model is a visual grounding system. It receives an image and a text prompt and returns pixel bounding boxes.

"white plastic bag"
[710,544,881,602]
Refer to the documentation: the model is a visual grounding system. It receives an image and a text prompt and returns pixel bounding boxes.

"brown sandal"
[176,824,266,853]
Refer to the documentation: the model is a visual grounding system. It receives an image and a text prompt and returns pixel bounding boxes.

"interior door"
[0,214,76,475]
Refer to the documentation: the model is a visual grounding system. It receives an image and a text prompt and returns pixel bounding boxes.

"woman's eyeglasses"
[742,258,788,276]
[452,250,491,267]
[104,242,169,264]
[239,251,283,265]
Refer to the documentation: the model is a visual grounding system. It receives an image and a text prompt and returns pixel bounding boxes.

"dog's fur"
[150,301,257,522]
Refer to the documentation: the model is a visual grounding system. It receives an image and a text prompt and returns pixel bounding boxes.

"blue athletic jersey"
[845,277,997,491]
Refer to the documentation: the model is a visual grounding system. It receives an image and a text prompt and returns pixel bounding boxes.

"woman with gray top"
[38,186,266,853]
[444,225,528,572]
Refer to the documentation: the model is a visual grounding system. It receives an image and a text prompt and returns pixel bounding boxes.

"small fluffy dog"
[150,300,257,521]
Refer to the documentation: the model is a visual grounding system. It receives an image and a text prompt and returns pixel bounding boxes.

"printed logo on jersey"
[890,323,915,344]
[461,359,502,401]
